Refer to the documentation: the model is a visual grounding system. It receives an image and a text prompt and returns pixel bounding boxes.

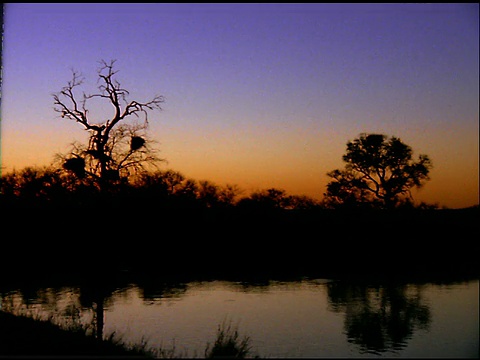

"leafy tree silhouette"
[196,180,242,209]
[324,133,432,209]
[133,170,196,209]
[53,59,165,193]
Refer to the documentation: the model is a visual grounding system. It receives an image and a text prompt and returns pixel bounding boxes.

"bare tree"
[53,60,165,191]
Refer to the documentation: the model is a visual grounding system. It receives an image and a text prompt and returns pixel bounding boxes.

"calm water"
[1,278,478,358]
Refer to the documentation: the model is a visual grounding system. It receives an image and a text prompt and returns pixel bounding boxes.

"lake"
[1,277,478,358]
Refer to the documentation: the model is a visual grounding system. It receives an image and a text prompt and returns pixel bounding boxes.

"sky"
[1,3,478,209]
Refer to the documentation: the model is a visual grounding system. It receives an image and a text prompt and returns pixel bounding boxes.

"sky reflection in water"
[1,279,478,358]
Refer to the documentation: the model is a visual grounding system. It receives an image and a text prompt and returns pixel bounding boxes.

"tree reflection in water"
[0,279,190,341]
[2,278,437,356]
[327,281,431,355]
[0,286,96,335]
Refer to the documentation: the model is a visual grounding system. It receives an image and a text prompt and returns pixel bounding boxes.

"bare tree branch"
[53,60,165,189]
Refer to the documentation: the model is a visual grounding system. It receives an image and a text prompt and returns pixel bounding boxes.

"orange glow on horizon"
[2,120,478,209]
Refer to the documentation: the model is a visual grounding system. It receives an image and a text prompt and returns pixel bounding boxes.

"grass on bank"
[0,310,259,358]
[204,319,256,358]
[0,310,148,357]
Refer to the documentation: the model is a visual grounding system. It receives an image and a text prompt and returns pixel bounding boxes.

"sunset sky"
[1,3,478,209]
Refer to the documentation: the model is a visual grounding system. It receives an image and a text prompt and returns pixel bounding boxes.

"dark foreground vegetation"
[1,200,478,285]
[1,162,478,283]
[0,310,256,358]
[0,310,148,357]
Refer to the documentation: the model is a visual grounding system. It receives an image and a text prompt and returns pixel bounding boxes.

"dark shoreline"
[0,310,149,358]
[2,206,478,286]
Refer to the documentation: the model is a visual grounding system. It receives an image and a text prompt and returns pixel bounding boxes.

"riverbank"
[0,310,149,357]
[0,310,258,358]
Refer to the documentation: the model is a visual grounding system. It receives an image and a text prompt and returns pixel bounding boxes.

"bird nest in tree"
[130,136,145,151]
[63,157,86,178]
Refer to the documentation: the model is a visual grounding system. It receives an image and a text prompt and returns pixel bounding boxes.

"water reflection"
[327,281,431,355]
[0,286,96,334]
[1,278,476,358]
[136,280,188,304]
[0,279,190,340]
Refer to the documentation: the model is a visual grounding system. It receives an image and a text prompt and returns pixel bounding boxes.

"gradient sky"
[1,3,478,208]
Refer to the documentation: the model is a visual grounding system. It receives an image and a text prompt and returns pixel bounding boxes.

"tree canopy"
[324,133,432,209]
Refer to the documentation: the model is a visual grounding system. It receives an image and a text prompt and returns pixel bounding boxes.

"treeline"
[1,165,478,281]
[0,165,323,211]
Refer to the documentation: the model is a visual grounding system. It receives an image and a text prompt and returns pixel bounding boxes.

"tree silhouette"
[0,166,71,206]
[324,133,432,209]
[53,60,165,192]
[196,180,242,208]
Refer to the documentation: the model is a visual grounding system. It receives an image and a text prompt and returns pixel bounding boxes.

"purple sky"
[1,3,479,208]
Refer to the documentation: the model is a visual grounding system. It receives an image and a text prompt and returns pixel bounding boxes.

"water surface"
[1,278,478,357]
